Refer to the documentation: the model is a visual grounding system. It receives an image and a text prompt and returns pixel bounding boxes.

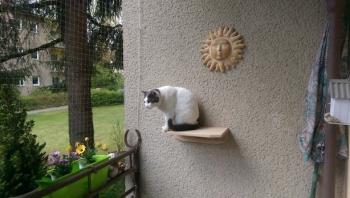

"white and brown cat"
[142,86,199,132]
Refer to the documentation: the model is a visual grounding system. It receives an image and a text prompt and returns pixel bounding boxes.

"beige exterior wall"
[16,20,64,96]
[124,0,345,197]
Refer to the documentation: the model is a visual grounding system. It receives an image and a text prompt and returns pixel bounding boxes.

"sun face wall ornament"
[200,26,245,73]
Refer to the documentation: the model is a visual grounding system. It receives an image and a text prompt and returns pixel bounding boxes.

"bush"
[29,88,53,97]
[0,85,47,197]
[91,90,124,107]
[91,64,124,91]
[20,89,124,110]
[21,92,68,111]
[38,80,67,93]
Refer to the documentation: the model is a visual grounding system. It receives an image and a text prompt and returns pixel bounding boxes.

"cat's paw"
[162,126,169,132]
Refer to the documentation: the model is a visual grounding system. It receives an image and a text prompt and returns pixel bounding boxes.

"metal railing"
[26,129,141,198]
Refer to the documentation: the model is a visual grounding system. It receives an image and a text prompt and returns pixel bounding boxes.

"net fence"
[0,0,124,164]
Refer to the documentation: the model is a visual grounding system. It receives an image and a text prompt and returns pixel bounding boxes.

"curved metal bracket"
[124,129,141,148]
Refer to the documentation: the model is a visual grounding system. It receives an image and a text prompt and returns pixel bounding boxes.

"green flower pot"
[36,155,109,198]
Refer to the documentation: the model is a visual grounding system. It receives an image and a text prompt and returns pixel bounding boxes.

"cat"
[142,86,199,132]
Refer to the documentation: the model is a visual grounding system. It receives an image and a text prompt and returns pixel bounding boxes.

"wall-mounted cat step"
[165,127,229,144]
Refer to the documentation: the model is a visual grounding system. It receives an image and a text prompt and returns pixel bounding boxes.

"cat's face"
[142,89,160,109]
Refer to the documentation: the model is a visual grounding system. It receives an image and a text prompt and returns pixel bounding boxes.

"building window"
[17,47,23,53]
[18,79,25,86]
[32,76,40,86]
[12,47,23,55]
[31,51,39,60]
[30,22,38,33]
[52,77,60,85]
[9,18,22,30]
[51,54,58,61]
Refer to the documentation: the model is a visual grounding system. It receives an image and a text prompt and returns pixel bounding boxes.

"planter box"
[37,155,109,198]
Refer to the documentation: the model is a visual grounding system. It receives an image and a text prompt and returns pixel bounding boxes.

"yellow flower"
[75,142,81,147]
[76,144,86,154]
[96,141,102,147]
[85,137,89,142]
[66,145,72,152]
[102,144,108,151]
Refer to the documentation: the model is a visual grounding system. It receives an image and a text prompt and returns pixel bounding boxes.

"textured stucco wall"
[123,0,345,197]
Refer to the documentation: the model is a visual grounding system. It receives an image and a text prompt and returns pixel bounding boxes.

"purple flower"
[50,151,60,158]
[54,159,61,165]
[69,152,82,160]
[47,150,79,178]
[59,159,69,165]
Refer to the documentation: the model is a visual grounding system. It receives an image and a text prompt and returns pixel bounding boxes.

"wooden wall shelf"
[164,127,229,144]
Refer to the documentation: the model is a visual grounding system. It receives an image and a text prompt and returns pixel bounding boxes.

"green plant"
[40,80,67,93]
[91,63,124,91]
[75,137,108,164]
[20,89,123,111]
[47,151,81,178]
[20,92,68,111]
[29,88,52,97]
[99,180,125,198]
[0,85,47,197]
[110,120,125,152]
[91,89,124,107]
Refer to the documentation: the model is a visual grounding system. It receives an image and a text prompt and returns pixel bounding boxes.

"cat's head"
[142,89,160,109]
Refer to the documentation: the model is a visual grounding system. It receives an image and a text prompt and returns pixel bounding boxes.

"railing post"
[124,129,142,198]
[323,0,344,198]
[134,148,140,198]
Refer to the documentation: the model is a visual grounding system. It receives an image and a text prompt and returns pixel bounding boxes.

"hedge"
[21,90,124,111]
[21,93,68,111]
[90,89,124,107]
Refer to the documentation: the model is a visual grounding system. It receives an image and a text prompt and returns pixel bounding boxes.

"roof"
[329,79,350,99]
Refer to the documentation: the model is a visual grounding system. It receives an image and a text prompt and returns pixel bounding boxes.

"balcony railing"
[26,129,141,198]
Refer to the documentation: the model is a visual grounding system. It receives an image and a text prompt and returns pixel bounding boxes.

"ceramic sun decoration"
[200,26,245,73]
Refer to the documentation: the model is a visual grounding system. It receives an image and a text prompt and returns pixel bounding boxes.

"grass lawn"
[27,105,125,156]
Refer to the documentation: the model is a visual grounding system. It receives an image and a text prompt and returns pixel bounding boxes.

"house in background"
[1,10,65,96]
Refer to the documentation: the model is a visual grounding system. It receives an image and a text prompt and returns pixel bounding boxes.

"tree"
[91,63,124,91]
[65,0,94,147]
[0,0,123,148]
[0,0,122,67]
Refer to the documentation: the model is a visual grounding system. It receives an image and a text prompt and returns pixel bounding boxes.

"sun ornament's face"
[200,26,245,73]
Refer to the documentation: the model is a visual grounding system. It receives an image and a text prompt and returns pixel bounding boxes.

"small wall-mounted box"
[329,79,350,125]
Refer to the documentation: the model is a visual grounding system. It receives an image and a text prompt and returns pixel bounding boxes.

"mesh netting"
[0,0,124,154]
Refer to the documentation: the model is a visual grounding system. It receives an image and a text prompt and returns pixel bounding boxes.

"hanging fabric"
[298,19,330,163]
[299,15,349,163]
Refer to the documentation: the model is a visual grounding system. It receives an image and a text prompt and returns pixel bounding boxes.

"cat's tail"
[168,119,199,131]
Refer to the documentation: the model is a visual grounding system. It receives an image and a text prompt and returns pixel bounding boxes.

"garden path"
[27,106,68,114]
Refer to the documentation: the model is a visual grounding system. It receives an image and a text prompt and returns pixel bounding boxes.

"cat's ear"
[153,89,160,96]
[141,90,147,97]
[150,90,160,97]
